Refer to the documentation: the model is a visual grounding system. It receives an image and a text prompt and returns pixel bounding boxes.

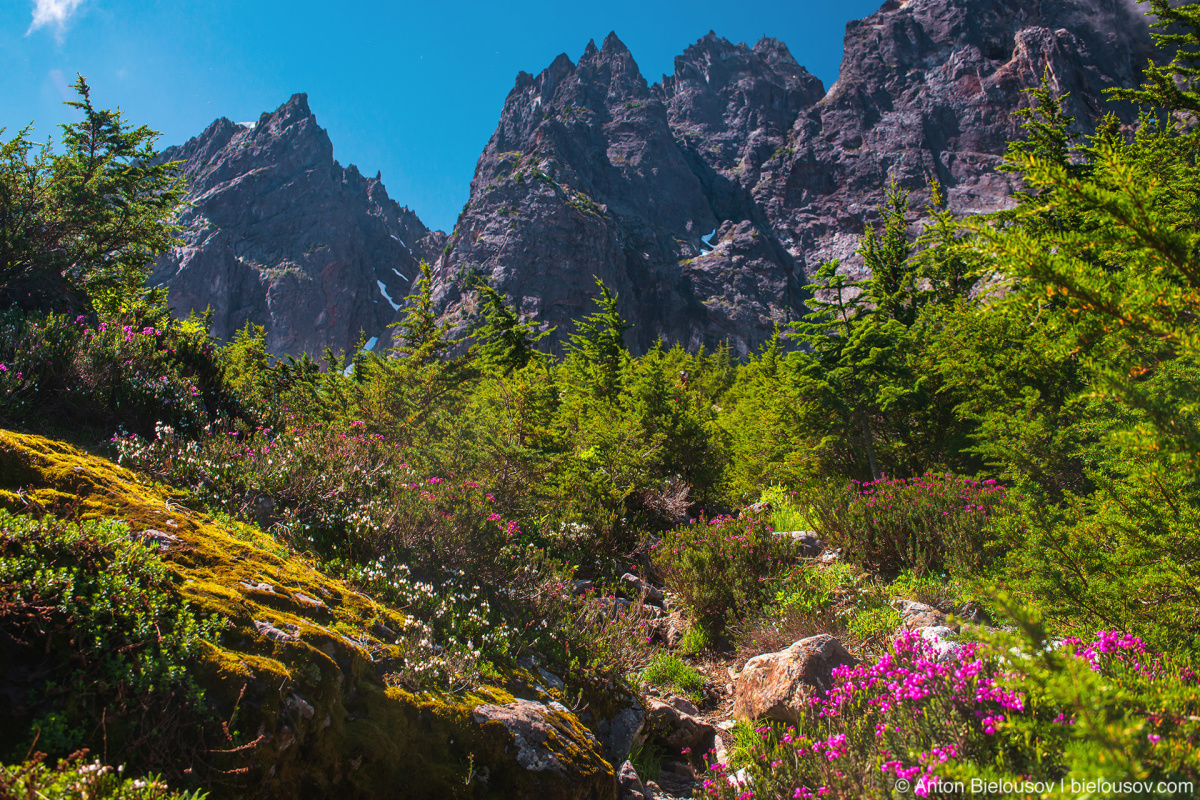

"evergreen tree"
[472,281,552,374]
[0,76,185,315]
[562,277,631,399]
[787,183,921,479]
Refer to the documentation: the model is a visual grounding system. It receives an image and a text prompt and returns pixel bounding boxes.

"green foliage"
[783,182,973,482]
[1115,0,1200,117]
[760,484,813,532]
[652,513,793,632]
[472,281,552,374]
[365,260,478,457]
[803,473,1011,578]
[0,308,246,442]
[0,753,204,800]
[628,739,665,783]
[997,447,1200,655]
[0,77,185,315]
[718,335,808,497]
[973,81,1200,477]
[0,511,223,775]
[678,621,711,656]
[887,569,969,612]
[639,654,706,703]
[563,277,631,400]
[845,604,902,646]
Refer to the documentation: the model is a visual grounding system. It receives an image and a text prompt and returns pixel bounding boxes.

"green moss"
[0,430,616,799]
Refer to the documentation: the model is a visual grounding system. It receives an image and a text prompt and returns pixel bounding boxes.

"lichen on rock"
[0,429,615,799]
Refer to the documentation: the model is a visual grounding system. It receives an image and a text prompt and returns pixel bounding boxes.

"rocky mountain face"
[155,0,1155,359]
[435,0,1155,355]
[432,33,821,356]
[750,0,1157,276]
[152,94,444,357]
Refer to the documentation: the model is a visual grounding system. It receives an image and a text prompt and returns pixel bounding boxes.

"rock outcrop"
[731,634,855,724]
[152,94,445,357]
[433,0,1154,354]
[155,1,1156,358]
[747,0,1156,276]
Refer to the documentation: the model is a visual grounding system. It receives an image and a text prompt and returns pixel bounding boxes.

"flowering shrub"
[805,473,1011,577]
[0,309,242,437]
[652,514,795,631]
[0,753,204,800]
[337,555,529,690]
[113,419,400,555]
[701,628,1200,800]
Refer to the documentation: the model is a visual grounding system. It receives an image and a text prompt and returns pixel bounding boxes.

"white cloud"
[27,0,88,40]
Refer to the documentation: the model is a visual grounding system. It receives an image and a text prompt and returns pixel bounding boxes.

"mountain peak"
[152,95,442,358]
[601,31,630,55]
[271,92,313,123]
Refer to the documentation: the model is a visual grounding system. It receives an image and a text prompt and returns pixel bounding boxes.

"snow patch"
[392,268,409,281]
[377,280,401,311]
[389,234,407,247]
[702,228,719,246]
[236,121,256,128]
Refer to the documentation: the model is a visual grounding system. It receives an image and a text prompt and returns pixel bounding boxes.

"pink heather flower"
[1148,734,1161,744]
[487,513,502,522]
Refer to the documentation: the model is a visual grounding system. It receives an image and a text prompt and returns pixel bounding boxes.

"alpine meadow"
[2,1,1199,799]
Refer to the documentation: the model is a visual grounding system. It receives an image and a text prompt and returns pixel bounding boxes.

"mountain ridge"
[153,0,1157,358]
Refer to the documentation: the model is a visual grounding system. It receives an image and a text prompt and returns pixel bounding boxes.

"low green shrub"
[0,511,224,778]
[804,473,1010,577]
[846,604,903,646]
[760,484,813,533]
[679,621,712,656]
[888,569,971,612]
[651,513,793,632]
[640,654,706,703]
[628,739,666,783]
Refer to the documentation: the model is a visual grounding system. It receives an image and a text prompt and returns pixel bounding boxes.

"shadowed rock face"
[151,94,445,357]
[435,0,1154,355]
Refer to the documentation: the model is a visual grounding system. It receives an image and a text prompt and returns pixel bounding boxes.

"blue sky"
[2,0,884,232]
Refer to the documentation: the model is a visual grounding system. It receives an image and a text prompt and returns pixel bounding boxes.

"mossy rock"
[0,430,615,799]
